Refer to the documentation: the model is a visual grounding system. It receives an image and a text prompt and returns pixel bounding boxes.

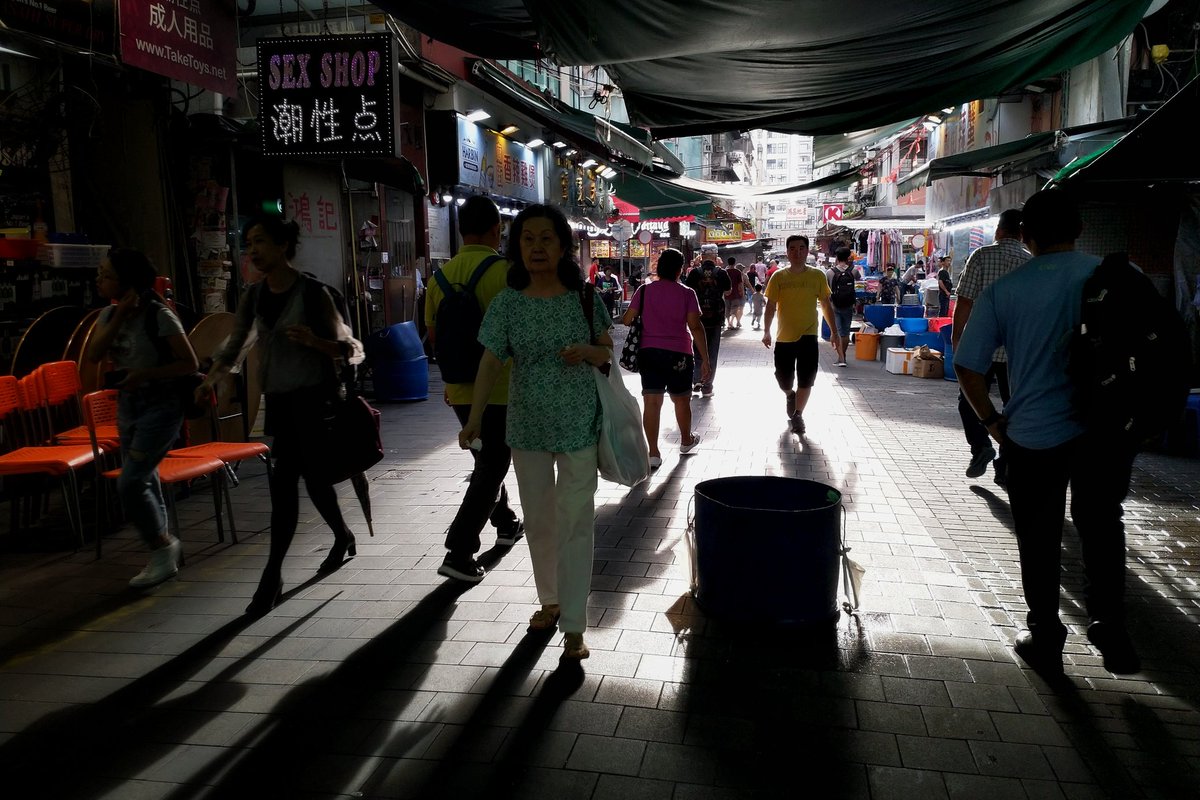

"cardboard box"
[885,347,917,375]
[912,358,945,379]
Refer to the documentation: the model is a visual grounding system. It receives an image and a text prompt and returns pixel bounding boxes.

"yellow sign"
[704,222,741,243]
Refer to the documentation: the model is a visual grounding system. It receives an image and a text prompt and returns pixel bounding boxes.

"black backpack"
[142,295,207,418]
[432,255,503,383]
[1068,252,1191,448]
[830,267,856,309]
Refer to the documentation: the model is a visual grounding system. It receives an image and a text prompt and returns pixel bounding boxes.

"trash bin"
[367,322,429,401]
[855,332,880,361]
[896,304,924,318]
[689,477,843,626]
[904,332,942,350]
[878,333,905,360]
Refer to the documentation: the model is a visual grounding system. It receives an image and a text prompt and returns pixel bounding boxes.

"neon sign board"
[257,33,395,159]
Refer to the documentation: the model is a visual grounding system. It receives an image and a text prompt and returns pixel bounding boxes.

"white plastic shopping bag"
[593,364,651,487]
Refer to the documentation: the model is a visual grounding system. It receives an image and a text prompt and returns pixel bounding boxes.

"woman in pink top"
[622,249,710,469]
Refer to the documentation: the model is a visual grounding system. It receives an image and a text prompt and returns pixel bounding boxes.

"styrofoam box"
[885,347,917,375]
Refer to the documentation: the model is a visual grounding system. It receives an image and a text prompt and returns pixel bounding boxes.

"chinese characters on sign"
[286,191,340,236]
[119,0,236,95]
[257,34,395,159]
[455,116,543,204]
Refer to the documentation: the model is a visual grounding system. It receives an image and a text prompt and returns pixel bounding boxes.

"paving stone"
[867,765,950,800]
[565,733,646,775]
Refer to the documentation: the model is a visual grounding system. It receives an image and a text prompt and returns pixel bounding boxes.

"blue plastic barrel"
[864,304,896,330]
[941,326,957,382]
[821,318,831,341]
[373,357,429,401]
[896,305,924,319]
[905,332,942,350]
[896,317,929,333]
[367,321,425,361]
[368,322,429,401]
[691,477,843,626]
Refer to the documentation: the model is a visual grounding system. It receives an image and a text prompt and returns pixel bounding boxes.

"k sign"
[257,34,396,159]
[822,204,844,224]
[119,0,236,95]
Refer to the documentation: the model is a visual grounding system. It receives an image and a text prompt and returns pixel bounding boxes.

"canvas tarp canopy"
[383,0,1154,137]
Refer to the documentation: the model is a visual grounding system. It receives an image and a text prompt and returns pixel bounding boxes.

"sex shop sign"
[257,33,396,159]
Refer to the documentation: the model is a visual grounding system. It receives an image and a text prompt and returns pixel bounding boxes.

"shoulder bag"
[581,286,651,487]
[619,284,646,373]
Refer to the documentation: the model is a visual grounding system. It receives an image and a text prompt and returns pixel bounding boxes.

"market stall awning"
[662,164,864,202]
[1051,75,1200,186]
[896,118,1136,195]
[471,59,670,170]
[384,0,1154,137]
[822,218,931,231]
[610,171,712,221]
[610,196,641,223]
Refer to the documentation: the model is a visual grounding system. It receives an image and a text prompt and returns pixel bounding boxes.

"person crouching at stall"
[87,248,200,589]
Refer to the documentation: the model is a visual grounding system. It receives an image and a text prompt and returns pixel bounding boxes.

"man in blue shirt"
[955,189,1139,676]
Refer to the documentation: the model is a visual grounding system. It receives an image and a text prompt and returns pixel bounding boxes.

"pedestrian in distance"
[87,248,200,589]
[723,256,746,329]
[937,255,954,316]
[459,204,613,661]
[750,283,766,329]
[425,196,524,584]
[956,188,1141,676]
[199,215,364,618]
[684,245,731,397]
[622,248,709,470]
[762,235,839,435]
[951,209,1029,485]
[825,247,860,367]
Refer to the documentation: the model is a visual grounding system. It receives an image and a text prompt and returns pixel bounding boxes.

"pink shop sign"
[119,0,237,95]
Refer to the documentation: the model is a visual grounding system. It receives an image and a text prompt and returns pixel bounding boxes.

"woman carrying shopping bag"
[459,204,612,660]
[621,248,709,469]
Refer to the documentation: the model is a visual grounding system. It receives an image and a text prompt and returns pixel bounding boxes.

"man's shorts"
[639,347,695,396]
[774,336,819,389]
[724,296,741,316]
[833,306,854,338]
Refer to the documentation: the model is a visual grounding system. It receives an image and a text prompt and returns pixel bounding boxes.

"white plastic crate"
[37,243,111,269]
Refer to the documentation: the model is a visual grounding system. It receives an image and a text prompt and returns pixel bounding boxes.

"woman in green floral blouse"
[460,204,613,660]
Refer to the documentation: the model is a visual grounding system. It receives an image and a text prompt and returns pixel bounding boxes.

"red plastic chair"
[79,390,236,556]
[40,361,119,448]
[0,375,97,550]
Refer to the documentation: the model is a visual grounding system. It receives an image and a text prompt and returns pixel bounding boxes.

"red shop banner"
[119,0,237,95]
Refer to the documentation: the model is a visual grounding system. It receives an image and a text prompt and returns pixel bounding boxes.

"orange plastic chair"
[101,455,235,561]
[169,391,272,488]
[40,361,119,448]
[77,389,235,556]
[0,375,97,550]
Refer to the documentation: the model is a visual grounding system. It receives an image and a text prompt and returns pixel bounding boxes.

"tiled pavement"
[1,323,1198,799]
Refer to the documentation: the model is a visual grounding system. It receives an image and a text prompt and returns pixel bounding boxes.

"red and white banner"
[822,203,844,224]
[119,0,238,95]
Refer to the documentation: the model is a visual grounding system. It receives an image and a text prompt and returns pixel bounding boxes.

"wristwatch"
[979,411,1004,428]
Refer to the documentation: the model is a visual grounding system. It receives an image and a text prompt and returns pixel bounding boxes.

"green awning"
[610,172,712,220]
[471,60,666,170]
[385,0,1153,137]
[897,118,1135,194]
[1051,75,1200,186]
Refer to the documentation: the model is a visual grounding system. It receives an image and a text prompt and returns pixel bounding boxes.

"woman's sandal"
[563,633,590,660]
[528,605,561,631]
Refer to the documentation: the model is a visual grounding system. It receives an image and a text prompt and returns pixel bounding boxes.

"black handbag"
[619,286,646,373]
[309,395,384,485]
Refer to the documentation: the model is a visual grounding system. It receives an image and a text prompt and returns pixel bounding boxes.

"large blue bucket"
[905,332,942,350]
[690,477,843,626]
[896,305,924,318]
[864,304,896,330]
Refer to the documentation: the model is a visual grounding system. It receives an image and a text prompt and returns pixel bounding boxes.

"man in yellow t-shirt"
[424,196,521,583]
[762,234,838,435]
